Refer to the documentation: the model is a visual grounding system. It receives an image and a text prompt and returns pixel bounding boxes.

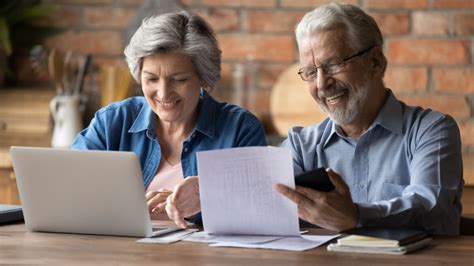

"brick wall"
[35,0,473,153]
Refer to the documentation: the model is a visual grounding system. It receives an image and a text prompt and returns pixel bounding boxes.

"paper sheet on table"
[210,234,340,252]
[197,146,298,236]
[137,229,199,244]
[183,231,282,244]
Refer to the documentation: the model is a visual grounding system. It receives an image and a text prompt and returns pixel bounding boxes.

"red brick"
[115,0,144,6]
[215,62,233,91]
[93,57,128,68]
[196,9,240,32]
[370,12,410,35]
[13,56,50,86]
[387,39,470,65]
[259,63,288,89]
[384,67,427,93]
[46,30,123,56]
[281,0,358,8]
[433,68,474,93]
[454,14,474,35]
[48,0,113,4]
[218,34,295,62]
[245,11,305,33]
[84,7,136,28]
[201,0,276,8]
[365,0,428,9]
[220,62,233,83]
[398,95,470,119]
[39,5,82,28]
[459,121,474,146]
[178,0,194,7]
[433,0,474,8]
[214,63,248,104]
[246,88,271,118]
[412,12,449,35]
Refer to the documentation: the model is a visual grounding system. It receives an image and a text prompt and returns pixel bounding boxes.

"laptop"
[10,146,180,238]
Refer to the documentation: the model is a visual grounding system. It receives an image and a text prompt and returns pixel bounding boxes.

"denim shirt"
[282,90,463,235]
[72,91,267,188]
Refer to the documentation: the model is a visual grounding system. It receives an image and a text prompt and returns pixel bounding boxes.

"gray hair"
[295,3,383,54]
[124,11,221,88]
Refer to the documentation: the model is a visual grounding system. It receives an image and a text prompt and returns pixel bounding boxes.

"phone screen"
[294,167,335,192]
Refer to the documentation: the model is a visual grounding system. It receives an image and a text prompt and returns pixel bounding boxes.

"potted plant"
[0,0,57,87]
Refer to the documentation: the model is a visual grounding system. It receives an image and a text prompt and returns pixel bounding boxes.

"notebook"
[327,227,431,255]
[340,227,428,247]
[327,238,432,255]
[10,146,181,238]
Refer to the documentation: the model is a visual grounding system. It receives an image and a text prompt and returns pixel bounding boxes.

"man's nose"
[315,70,334,91]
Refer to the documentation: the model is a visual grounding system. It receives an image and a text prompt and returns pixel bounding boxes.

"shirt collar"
[128,89,216,139]
[194,90,216,139]
[323,89,402,147]
[129,102,154,134]
[370,89,403,135]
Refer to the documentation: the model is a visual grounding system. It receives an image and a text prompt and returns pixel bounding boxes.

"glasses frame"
[297,46,375,81]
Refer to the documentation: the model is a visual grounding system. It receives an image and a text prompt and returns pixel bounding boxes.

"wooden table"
[0,223,473,265]
[4,169,474,213]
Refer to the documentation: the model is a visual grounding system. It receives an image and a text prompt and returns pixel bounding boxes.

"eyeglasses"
[297,46,375,81]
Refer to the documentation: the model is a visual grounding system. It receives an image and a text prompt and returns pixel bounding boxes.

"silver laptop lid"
[10,147,153,237]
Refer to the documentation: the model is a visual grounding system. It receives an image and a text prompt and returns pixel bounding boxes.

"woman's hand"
[146,189,172,214]
[166,176,201,228]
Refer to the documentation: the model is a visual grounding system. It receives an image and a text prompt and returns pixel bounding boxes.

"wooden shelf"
[0,88,54,168]
[464,154,474,186]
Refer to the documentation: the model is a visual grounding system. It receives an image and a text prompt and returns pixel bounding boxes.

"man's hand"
[146,189,172,214]
[165,176,201,228]
[276,169,358,231]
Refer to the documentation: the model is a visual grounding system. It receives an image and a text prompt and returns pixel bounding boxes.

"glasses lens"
[299,67,317,81]
[326,61,345,75]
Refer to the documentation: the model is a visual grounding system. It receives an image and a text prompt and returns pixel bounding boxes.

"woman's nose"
[156,79,171,99]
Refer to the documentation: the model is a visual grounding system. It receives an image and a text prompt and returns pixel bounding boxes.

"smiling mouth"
[156,99,180,108]
[325,91,346,105]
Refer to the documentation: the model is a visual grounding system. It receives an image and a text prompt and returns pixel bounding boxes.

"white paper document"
[137,229,199,244]
[197,146,299,236]
[210,234,339,252]
[183,231,340,252]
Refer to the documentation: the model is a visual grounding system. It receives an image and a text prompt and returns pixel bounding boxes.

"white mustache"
[318,84,347,99]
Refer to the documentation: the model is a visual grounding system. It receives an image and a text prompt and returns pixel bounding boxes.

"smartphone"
[295,167,335,192]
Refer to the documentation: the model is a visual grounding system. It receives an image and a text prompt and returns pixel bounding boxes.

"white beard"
[317,81,370,125]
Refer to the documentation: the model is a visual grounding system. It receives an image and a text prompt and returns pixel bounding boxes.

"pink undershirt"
[146,158,184,193]
[146,158,184,220]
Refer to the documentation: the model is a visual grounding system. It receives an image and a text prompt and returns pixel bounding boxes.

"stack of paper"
[184,231,340,252]
[195,146,339,251]
[327,227,431,255]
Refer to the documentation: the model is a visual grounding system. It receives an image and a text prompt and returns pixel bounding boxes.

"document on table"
[197,146,299,236]
[210,234,340,252]
[137,229,199,244]
[183,231,340,252]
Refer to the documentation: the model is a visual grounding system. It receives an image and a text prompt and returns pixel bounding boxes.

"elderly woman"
[71,11,267,223]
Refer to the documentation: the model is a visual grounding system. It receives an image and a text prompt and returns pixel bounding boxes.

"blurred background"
[0,0,473,193]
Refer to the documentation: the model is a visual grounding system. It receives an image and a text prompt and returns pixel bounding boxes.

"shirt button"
[184,148,189,153]
[358,183,365,189]
[191,133,196,138]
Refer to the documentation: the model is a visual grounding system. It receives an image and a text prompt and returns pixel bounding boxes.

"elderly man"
[166,3,463,235]
[275,3,463,235]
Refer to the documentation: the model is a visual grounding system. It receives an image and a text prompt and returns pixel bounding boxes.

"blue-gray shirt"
[72,92,267,187]
[282,91,463,235]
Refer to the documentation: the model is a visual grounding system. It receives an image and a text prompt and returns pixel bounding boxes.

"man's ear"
[369,46,387,77]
